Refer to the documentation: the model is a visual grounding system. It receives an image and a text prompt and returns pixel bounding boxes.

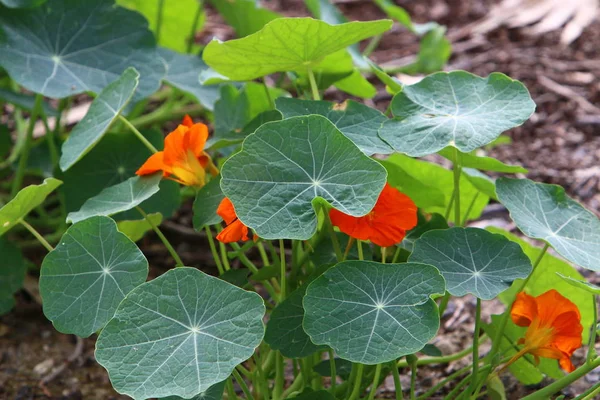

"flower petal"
[185,123,209,158]
[163,125,188,166]
[216,220,249,243]
[182,114,194,127]
[511,291,538,327]
[536,289,581,326]
[136,151,167,176]
[551,311,583,354]
[217,197,239,225]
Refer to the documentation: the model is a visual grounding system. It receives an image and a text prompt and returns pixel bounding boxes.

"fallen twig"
[38,336,84,393]
[538,76,600,115]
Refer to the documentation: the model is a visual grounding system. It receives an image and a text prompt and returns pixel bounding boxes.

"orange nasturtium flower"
[329,183,418,247]
[136,115,218,187]
[216,197,250,243]
[508,289,583,372]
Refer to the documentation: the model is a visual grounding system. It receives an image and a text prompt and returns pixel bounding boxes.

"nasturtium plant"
[2,2,600,400]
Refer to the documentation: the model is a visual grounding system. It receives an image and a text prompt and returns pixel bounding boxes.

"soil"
[2,0,600,399]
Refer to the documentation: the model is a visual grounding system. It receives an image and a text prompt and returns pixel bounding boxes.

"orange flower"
[509,289,583,372]
[216,197,250,243]
[136,115,218,187]
[329,183,417,247]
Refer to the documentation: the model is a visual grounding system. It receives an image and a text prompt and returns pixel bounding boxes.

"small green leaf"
[95,267,265,399]
[497,178,600,272]
[420,343,442,357]
[557,273,600,295]
[401,26,451,74]
[203,17,392,81]
[0,0,164,99]
[399,212,448,252]
[221,115,387,240]
[265,286,326,358]
[438,147,528,174]
[117,212,162,242]
[303,261,444,364]
[368,60,403,94]
[39,216,148,337]
[60,68,139,171]
[379,71,535,157]
[0,178,62,236]
[334,69,377,98]
[67,173,162,224]
[0,238,26,315]
[207,0,279,37]
[159,48,220,110]
[488,369,507,400]
[192,177,224,229]
[461,168,498,201]
[160,380,226,400]
[409,227,532,300]
[312,358,353,379]
[276,97,393,155]
[219,268,250,288]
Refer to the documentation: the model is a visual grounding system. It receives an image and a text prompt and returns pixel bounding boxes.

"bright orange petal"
[329,208,371,242]
[375,184,418,230]
[216,220,249,243]
[185,123,209,157]
[136,151,166,176]
[511,292,538,327]
[182,114,193,127]
[217,197,238,225]
[559,354,576,373]
[163,125,188,166]
[551,311,583,354]
[536,289,581,327]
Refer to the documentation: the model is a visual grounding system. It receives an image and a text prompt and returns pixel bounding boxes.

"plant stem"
[392,247,401,263]
[438,292,451,316]
[263,76,275,109]
[186,1,203,53]
[416,364,472,400]
[155,0,165,42]
[204,226,225,275]
[328,349,337,394]
[274,351,285,400]
[119,115,158,153]
[218,240,231,271]
[281,372,304,398]
[381,247,387,263]
[279,239,286,300]
[461,193,479,226]
[129,103,204,128]
[410,360,417,400]
[444,192,455,221]
[137,207,183,267]
[232,368,253,400]
[257,242,271,266]
[357,240,364,261]
[363,34,383,57]
[349,364,364,400]
[307,66,321,101]
[323,207,343,262]
[452,147,462,225]
[467,298,482,396]
[391,361,403,400]
[19,219,54,252]
[367,364,382,400]
[587,295,597,363]
[226,376,238,399]
[11,94,43,198]
[576,381,600,400]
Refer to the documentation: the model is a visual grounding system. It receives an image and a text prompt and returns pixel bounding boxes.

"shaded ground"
[2,0,599,399]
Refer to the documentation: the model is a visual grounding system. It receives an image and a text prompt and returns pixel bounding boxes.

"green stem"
[357,240,364,261]
[391,361,403,400]
[576,381,600,400]
[461,192,479,226]
[587,295,597,364]
[444,191,455,221]
[41,112,59,170]
[204,226,225,275]
[467,298,482,396]
[281,372,304,398]
[19,219,54,252]
[349,364,364,400]
[137,207,183,267]
[363,34,383,57]
[119,115,158,153]
[452,147,462,225]
[279,239,286,300]
[11,94,43,198]
[155,0,165,42]
[274,351,285,399]
[226,376,238,399]
[367,364,382,400]
[257,242,271,266]
[263,76,275,109]
[307,66,321,101]
[219,240,231,271]
[312,352,323,390]
[438,292,451,316]
[416,364,472,400]
[392,247,402,263]
[521,357,600,400]
[397,337,487,368]
[186,1,203,53]
[410,359,417,400]
[328,349,337,394]
[323,207,343,261]
[129,103,204,128]
[232,368,253,400]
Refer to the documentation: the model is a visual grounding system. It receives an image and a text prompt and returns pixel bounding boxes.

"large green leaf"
[203,17,392,81]
[379,71,535,157]
[61,131,180,221]
[265,285,326,358]
[220,115,387,240]
[0,0,164,99]
[496,178,600,272]
[118,0,204,53]
[275,98,393,155]
[557,273,600,295]
[303,261,444,364]
[59,68,139,171]
[0,88,58,116]
[489,227,594,342]
[438,147,528,174]
[207,0,280,38]
[0,178,62,236]
[409,227,532,300]
[158,48,219,111]
[67,174,162,224]
[95,267,265,399]
[0,238,26,315]
[39,216,148,337]
[192,177,224,229]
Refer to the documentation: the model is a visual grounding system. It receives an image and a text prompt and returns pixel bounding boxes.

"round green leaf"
[39,216,148,337]
[265,286,326,358]
[275,97,393,155]
[95,267,265,400]
[409,227,532,300]
[303,261,444,364]
[0,177,62,236]
[220,115,387,240]
[0,0,164,99]
[496,178,600,271]
[0,238,26,315]
[379,71,535,157]
[67,173,162,224]
[192,177,224,229]
[203,17,392,81]
[60,68,139,171]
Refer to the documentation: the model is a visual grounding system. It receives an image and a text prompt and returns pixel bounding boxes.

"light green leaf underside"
[438,147,528,174]
[203,17,392,81]
[95,267,265,400]
[117,212,162,242]
[461,168,498,201]
[0,0,164,99]
[220,115,387,240]
[490,227,594,343]
[39,216,148,337]
[379,71,535,157]
[275,97,393,155]
[265,286,326,358]
[303,261,445,364]
[0,238,26,315]
[160,380,226,400]
[159,48,220,111]
[496,178,600,271]
[67,173,162,224]
[60,68,139,171]
[409,227,532,300]
[557,273,600,295]
[0,177,62,236]
[207,0,279,38]
[192,177,224,229]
